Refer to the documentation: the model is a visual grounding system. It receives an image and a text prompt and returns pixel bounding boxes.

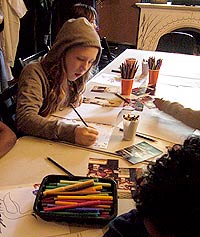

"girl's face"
[64,46,98,81]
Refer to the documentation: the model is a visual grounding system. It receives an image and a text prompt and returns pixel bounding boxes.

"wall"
[97,0,140,46]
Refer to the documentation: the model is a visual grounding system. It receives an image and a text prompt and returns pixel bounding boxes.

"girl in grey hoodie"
[16,17,102,146]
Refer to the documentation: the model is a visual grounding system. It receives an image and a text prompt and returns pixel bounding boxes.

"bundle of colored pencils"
[147,57,163,70]
[120,60,138,79]
[40,178,115,219]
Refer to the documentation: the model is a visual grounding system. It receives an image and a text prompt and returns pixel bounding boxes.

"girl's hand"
[74,125,99,146]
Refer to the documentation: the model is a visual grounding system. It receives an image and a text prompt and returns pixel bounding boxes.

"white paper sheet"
[52,103,122,126]
[0,184,70,237]
[137,107,194,144]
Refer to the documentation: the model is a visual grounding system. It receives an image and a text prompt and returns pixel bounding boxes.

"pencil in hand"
[70,103,88,127]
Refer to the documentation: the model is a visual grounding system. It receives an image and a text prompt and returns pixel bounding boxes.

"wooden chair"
[156,32,197,55]
[0,82,18,133]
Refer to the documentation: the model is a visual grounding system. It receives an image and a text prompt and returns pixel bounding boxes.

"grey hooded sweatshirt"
[16,17,102,143]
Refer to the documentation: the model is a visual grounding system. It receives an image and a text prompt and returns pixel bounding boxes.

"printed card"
[138,95,156,109]
[91,85,119,93]
[83,96,122,107]
[116,141,163,165]
[87,158,144,199]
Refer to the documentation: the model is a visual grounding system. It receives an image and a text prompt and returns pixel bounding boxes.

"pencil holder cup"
[148,69,160,87]
[123,115,139,141]
[33,174,118,226]
[121,78,134,96]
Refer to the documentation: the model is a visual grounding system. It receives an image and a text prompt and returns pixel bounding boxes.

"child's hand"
[153,98,164,110]
[74,125,99,146]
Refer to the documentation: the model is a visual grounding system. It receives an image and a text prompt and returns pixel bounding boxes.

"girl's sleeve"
[16,65,78,143]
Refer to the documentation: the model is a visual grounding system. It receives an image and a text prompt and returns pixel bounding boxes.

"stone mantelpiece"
[136,3,200,51]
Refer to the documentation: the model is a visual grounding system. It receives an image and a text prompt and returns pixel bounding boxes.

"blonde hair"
[41,48,89,116]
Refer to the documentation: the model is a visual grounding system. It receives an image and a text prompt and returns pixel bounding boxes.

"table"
[100,49,200,81]
[1,49,199,237]
[85,49,200,144]
[0,136,136,237]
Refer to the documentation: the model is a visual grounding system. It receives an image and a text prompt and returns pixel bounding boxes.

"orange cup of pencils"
[121,78,134,96]
[120,59,138,95]
[147,57,162,87]
[148,69,160,87]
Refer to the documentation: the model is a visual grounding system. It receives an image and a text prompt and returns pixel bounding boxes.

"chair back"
[156,32,197,55]
[19,46,50,68]
[12,46,51,79]
[0,82,18,133]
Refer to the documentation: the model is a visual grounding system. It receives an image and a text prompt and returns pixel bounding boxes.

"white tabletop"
[1,49,200,236]
[98,49,200,81]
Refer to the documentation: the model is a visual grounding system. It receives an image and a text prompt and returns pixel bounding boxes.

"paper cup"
[123,117,139,141]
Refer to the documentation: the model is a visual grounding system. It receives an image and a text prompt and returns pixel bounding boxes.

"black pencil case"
[33,174,118,226]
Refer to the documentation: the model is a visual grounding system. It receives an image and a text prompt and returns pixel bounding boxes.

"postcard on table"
[132,86,156,96]
[116,141,163,165]
[91,85,119,94]
[87,158,144,199]
[83,96,123,107]
[117,167,144,199]
[138,95,156,109]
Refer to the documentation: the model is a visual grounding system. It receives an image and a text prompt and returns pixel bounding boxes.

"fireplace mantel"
[136,3,200,51]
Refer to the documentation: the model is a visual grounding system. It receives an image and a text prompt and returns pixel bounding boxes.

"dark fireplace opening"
[173,28,200,55]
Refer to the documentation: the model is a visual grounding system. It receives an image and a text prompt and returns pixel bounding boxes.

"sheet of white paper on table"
[91,73,121,87]
[57,119,115,150]
[0,185,70,237]
[52,103,122,126]
[90,123,115,149]
[137,107,194,144]
[157,74,200,88]
[91,73,148,89]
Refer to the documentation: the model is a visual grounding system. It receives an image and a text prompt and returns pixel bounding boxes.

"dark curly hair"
[134,135,200,236]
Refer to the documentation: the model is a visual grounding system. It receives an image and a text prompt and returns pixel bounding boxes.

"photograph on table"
[138,95,156,109]
[123,98,144,111]
[87,158,119,180]
[116,167,143,199]
[83,96,123,107]
[116,141,163,165]
[83,96,144,111]
[132,86,156,96]
[90,85,119,93]
[87,158,144,199]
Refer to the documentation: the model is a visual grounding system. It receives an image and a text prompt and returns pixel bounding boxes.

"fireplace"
[136,3,200,51]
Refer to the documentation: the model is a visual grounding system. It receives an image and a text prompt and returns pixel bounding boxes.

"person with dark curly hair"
[103,135,200,237]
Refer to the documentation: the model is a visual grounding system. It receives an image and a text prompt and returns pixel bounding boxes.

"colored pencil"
[47,157,74,177]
